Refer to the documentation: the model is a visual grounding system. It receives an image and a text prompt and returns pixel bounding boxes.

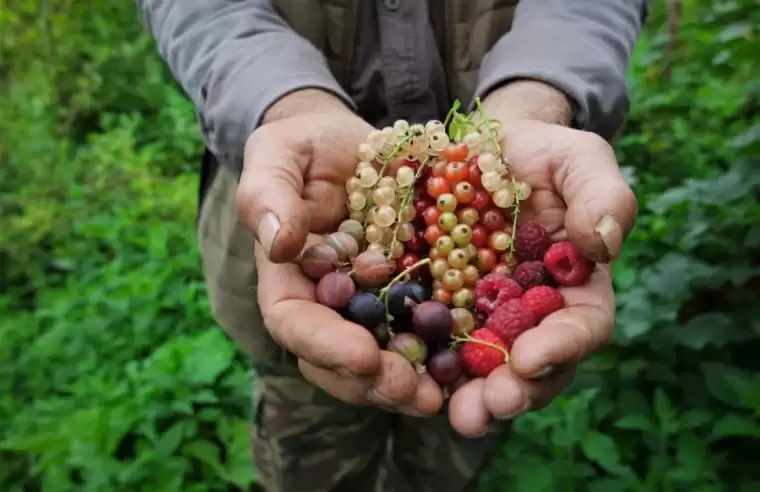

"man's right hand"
[235,89,444,416]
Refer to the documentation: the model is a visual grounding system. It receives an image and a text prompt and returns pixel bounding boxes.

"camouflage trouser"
[198,165,510,492]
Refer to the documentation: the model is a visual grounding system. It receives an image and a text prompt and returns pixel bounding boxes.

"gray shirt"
[137,0,648,174]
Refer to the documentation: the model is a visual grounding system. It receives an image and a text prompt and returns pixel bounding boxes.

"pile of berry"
[298,101,596,391]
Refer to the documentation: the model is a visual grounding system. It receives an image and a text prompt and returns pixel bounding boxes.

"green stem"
[379,258,432,298]
[450,334,511,362]
[386,157,430,259]
[443,99,461,128]
[507,178,520,262]
[474,97,503,159]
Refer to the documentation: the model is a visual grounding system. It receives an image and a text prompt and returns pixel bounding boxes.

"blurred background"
[1,1,758,491]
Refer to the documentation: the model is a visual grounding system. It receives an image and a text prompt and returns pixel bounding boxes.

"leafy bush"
[1,0,758,491]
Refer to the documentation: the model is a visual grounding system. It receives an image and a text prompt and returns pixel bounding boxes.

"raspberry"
[473,273,522,315]
[484,298,536,347]
[522,286,565,321]
[543,241,595,286]
[512,261,549,291]
[459,328,509,377]
[514,222,552,262]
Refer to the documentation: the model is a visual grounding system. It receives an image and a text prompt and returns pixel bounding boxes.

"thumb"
[235,125,310,263]
[553,132,638,263]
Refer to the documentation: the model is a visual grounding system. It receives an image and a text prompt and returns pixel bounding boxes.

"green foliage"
[1,0,758,491]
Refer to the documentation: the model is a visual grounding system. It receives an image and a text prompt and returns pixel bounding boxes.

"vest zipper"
[442,0,456,106]
[341,0,359,91]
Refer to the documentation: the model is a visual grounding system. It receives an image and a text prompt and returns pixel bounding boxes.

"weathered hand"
[448,87,638,436]
[236,90,444,417]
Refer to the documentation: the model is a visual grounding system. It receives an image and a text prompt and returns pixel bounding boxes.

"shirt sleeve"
[136,0,355,172]
[474,0,649,141]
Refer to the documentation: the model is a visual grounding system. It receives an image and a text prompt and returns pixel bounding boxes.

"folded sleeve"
[136,0,354,171]
[474,0,649,141]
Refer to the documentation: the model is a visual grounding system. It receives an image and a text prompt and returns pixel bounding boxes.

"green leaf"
[581,431,621,473]
[615,414,652,431]
[183,330,235,385]
[158,421,188,456]
[653,388,678,434]
[711,414,760,440]
[680,410,714,429]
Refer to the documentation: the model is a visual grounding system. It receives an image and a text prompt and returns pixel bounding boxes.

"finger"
[483,363,576,420]
[236,125,310,263]
[448,378,490,437]
[298,351,436,412]
[552,130,638,262]
[509,264,614,379]
[256,246,381,376]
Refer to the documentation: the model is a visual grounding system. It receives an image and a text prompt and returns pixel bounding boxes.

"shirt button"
[383,0,400,11]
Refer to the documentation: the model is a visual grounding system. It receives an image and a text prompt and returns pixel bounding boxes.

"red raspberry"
[484,298,536,347]
[512,261,549,291]
[460,328,509,377]
[473,273,522,315]
[514,222,552,262]
[522,286,565,321]
[543,241,595,286]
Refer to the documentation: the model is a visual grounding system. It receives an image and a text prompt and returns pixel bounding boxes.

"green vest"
[273,0,519,105]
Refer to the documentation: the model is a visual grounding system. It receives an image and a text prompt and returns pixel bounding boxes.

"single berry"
[387,280,432,319]
[316,272,356,309]
[473,273,522,315]
[512,261,550,291]
[353,251,394,287]
[412,301,453,343]
[344,292,386,330]
[442,142,469,163]
[522,286,565,321]
[450,307,476,336]
[427,348,463,384]
[459,328,509,377]
[484,298,536,347]
[543,241,595,286]
[325,231,359,261]
[388,332,429,365]
[299,244,340,280]
[514,222,552,262]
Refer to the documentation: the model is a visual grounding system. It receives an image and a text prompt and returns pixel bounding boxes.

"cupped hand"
[235,90,444,417]
[448,117,638,437]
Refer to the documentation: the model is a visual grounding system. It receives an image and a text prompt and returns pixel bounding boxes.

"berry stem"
[387,156,430,259]
[507,177,520,261]
[379,258,432,298]
[474,97,503,161]
[450,334,511,362]
[443,99,461,129]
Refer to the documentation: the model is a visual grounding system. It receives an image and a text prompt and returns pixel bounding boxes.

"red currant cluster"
[298,101,597,390]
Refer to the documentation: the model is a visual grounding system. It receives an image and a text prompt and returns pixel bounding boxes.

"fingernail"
[396,406,428,418]
[529,365,554,379]
[594,215,623,260]
[366,389,395,406]
[471,428,489,438]
[495,399,532,420]
[256,212,281,259]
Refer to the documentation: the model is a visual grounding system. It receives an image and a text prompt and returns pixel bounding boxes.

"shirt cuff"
[199,33,355,173]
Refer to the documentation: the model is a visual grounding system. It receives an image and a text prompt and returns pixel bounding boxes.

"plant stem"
[474,97,503,160]
[451,334,511,362]
[387,157,430,259]
[379,258,432,298]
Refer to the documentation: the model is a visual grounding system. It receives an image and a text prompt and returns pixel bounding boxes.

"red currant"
[474,248,498,272]
[491,263,512,277]
[480,208,505,231]
[423,205,442,226]
[471,190,491,211]
[471,225,489,247]
[396,253,421,275]
[432,160,447,177]
[426,176,450,198]
[424,224,446,245]
[453,182,475,204]
[466,162,481,187]
[443,142,469,163]
[415,198,434,217]
[405,231,426,255]
[433,288,453,304]
[444,161,469,183]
